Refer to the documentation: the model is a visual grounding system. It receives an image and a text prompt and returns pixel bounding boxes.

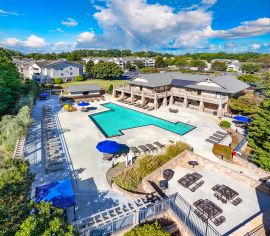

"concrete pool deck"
[24,95,263,222]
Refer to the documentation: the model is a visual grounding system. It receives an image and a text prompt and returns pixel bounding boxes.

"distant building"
[66,84,104,98]
[227,60,241,72]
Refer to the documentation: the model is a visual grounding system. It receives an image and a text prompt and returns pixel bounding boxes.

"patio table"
[213,184,239,200]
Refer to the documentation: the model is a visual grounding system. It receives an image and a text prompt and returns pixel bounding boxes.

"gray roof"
[128,72,249,94]
[68,84,101,93]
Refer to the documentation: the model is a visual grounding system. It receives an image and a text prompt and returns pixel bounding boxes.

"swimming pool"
[89,103,195,137]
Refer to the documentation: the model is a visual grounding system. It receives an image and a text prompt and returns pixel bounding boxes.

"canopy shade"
[96,140,121,154]
[35,178,75,209]
[78,102,90,107]
[233,115,252,123]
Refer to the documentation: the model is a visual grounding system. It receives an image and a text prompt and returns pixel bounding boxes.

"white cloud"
[61,18,78,27]
[0,35,46,49]
[50,41,76,52]
[76,32,95,43]
[0,9,19,16]
[250,43,261,50]
[224,42,236,48]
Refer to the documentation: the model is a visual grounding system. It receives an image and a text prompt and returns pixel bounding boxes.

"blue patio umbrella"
[78,102,90,107]
[233,115,252,123]
[35,178,75,209]
[96,140,121,154]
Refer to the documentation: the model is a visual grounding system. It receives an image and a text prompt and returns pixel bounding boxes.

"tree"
[74,75,84,81]
[134,60,144,69]
[237,74,261,83]
[91,61,123,79]
[67,53,81,61]
[16,201,76,236]
[211,61,227,71]
[173,57,188,68]
[189,59,207,70]
[107,84,114,94]
[155,56,167,68]
[125,61,136,71]
[54,77,63,84]
[85,59,95,77]
[241,63,261,74]
[0,57,22,115]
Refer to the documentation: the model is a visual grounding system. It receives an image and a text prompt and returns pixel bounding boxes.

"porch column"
[217,98,223,117]
[120,90,124,99]
[112,86,116,98]
[154,94,158,110]
[162,96,168,107]
[224,102,228,113]
[131,88,134,102]
[183,92,188,107]
[169,96,174,106]
[199,95,204,111]
[141,90,145,105]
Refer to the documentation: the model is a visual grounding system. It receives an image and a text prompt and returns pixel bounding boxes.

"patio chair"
[194,210,208,222]
[146,144,158,152]
[212,185,220,191]
[142,105,150,110]
[213,133,224,139]
[138,145,150,154]
[216,131,228,136]
[193,199,204,207]
[232,197,242,206]
[153,142,165,149]
[209,136,222,142]
[213,216,226,226]
[130,146,140,155]
[147,107,154,111]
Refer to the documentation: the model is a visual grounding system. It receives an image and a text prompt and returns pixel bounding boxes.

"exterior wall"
[50,65,81,79]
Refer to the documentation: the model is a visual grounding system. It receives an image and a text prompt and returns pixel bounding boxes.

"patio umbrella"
[96,140,121,154]
[232,115,252,123]
[78,102,90,107]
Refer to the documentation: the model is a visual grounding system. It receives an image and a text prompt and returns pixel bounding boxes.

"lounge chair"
[213,216,226,226]
[138,103,146,108]
[153,142,165,149]
[216,131,228,136]
[146,144,158,152]
[147,107,154,111]
[130,146,140,155]
[209,136,222,142]
[138,145,150,154]
[142,105,150,109]
[205,139,217,144]
[213,133,224,139]
[232,197,242,206]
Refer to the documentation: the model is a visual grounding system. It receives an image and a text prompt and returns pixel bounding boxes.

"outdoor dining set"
[42,105,64,172]
[178,172,205,192]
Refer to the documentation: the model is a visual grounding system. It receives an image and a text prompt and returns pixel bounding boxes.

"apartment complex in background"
[14,59,83,83]
[82,57,155,69]
[114,72,249,116]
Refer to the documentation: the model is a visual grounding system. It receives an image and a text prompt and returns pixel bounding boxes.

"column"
[154,94,158,110]
[169,96,174,106]
[217,98,223,117]
[224,102,228,113]
[131,88,134,102]
[183,92,188,108]
[199,95,204,111]
[112,86,116,98]
[162,97,168,107]
[120,90,124,99]
[141,90,145,105]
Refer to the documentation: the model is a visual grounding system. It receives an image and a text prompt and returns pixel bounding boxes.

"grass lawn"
[61,79,128,90]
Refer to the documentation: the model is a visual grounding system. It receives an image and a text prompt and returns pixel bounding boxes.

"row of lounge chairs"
[206,131,228,144]
[118,98,155,111]
[169,108,179,113]
[130,142,165,156]
[42,106,64,173]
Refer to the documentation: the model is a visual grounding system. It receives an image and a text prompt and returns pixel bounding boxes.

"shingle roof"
[68,84,101,93]
[128,72,249,94]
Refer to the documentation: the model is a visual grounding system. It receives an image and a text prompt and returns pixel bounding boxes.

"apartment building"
[113,72,249,116]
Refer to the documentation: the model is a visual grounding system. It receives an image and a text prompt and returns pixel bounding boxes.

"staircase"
[13,137,26,158]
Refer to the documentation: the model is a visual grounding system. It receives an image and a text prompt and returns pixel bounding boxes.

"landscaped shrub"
[74,75,84,81]
[114,142,190,191]
[124,221,169,236]
[220,120,231,128]
[107,84,114,94]
[54,77,63,84]
[213,144,232,160]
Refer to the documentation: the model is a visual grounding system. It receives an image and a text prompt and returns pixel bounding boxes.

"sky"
[0,0,269,54]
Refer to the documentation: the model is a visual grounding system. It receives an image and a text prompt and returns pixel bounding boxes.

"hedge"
[124,221,169,236]
[220,120,231,128]
[114,142,191,191]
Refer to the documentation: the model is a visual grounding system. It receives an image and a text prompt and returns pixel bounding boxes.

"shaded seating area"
[178,172,204,192]
[193,199,225,226]
[212,184,242,205]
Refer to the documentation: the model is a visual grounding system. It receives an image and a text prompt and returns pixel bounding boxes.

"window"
[61,73,64,76]
[61,68,63,70]
[70,67,73,70]
[70,72,73,75]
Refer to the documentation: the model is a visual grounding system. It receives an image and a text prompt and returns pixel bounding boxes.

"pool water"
[89,103,195,137]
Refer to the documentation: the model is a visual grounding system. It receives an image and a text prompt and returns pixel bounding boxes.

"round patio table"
[188,160,199,168]
[163,169,174,180]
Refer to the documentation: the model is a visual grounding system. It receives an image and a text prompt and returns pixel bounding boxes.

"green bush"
[124,221,169,236]
[107,84,114,94]
[220,120,231,128]
[213,144,232,160]
[114,142,190,191]
[54,77,63,84]
[74,75,84,81]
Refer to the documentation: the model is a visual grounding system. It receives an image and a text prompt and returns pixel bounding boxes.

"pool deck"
[24,95,263,222]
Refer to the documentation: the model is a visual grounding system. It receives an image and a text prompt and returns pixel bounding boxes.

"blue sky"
[0,0,269,53]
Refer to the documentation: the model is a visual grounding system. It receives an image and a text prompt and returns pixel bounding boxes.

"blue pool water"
[89,103,195,137]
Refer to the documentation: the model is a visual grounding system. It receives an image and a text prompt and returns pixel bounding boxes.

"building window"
[61,68,63,70]
[61,73,64,76]
[70,67,72,70]
[70,72,73,75]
